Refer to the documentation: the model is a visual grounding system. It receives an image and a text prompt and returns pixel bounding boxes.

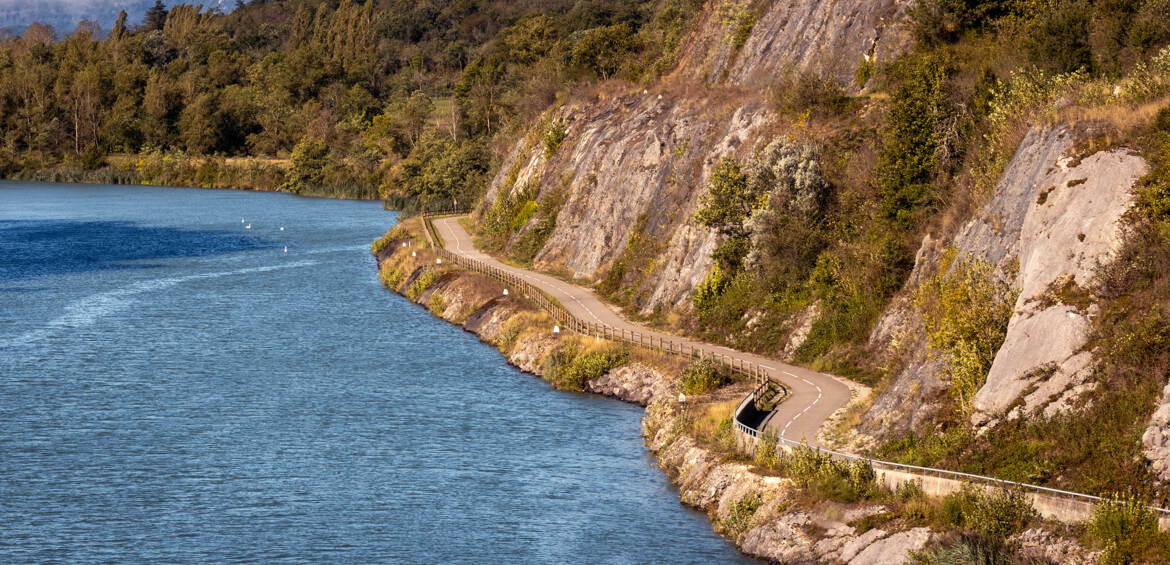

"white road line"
[780,370,823,439]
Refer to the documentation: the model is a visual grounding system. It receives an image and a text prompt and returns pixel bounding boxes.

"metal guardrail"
[418,211,774,388]
[733,396,1170,518]
[417,211,1170,521]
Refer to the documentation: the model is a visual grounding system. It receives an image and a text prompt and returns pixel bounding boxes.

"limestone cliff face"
[480,0,911,314]
[862,126,1147,438]
[675,0,911,88]
[481,94,771,313]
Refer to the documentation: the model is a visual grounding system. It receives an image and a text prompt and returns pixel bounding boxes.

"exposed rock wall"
[481,93,771,313]
[1146,383,1170,484]
[862,126,1147,437]
[480,0,912,315]
[675,0,912,88]
[646,400,937,564]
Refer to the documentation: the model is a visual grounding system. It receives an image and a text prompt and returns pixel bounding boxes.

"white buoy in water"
[241,218,245,223]
[245,224,252,229]
[283,246,288,253]
[280,227,285,231]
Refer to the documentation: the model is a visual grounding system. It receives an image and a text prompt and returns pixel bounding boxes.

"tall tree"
[144,0,168,32]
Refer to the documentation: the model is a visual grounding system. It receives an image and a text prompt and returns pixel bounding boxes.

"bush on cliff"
[916,250,1016,413]
[938,486,1036,539]
[543,343,628,391]
[678,359,729,395]
[875,52,950,232]
[407,268,442,301]
[782,444,878,503]
[722,493,763,537]
[1088,495,1169,565]
[378,263,405,290]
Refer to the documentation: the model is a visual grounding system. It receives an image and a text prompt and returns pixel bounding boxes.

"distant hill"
[0,0,227,37]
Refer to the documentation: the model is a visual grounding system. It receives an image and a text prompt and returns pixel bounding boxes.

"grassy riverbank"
[3,152,378,200]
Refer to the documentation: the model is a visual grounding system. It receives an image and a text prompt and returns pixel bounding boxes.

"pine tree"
[144,0,168,32]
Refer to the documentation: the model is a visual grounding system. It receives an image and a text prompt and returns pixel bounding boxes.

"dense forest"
[0,0,701,200]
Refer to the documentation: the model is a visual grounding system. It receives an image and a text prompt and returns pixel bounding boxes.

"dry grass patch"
[680,399,740,453]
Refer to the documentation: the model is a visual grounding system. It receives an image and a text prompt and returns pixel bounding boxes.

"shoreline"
[370,218,1104,564]
[1,172,378,201]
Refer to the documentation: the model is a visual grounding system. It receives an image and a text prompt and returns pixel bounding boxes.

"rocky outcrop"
[863,126,1148,436]
[676,0,912,89]
[1144,383,1170,483]
[1011,528,1101,564]
[482,94,769,314]
[972,133,1145,423]
[585,363,673,406]
[645,399,934,564]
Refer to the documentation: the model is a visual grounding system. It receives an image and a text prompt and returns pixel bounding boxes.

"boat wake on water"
[5,260,318,348]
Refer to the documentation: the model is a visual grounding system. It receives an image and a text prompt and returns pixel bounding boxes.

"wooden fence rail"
[420,212,776,391]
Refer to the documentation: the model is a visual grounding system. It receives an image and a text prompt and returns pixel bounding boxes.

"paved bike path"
[433,216,854,447]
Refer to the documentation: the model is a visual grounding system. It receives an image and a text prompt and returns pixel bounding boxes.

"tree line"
[0,0,701,200]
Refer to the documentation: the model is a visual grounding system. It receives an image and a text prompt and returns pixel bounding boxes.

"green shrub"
[717,2,755,49]
[916,250,1016,413]
[282,136,329,194]
[692,264,731,312]
[875,52,950,231]
[754,434,780,468]
[378,263,406,290]
[495,322,521,353]
[1089,495,1168,565]
[695,156,754,272]
[428,293,447,316]
[542,119,566,157]
[713,416,736,451]
[407,268,441,301]
[938,486,1036,539]
[1025,1,1092,74]
[567,24,636,80]
[481,183,541,250]
[678,359,729,395]
[544,344,628,391]
[910,533,1043,565]
[512,200,538,232]
[723,493,763,536]
[782,445,878,502]
[855,56,874,87]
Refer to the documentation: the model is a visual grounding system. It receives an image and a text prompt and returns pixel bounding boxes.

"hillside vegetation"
[469,0,1170,530]
[0,0,701,199]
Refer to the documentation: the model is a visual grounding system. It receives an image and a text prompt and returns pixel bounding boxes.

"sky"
[0,1,228,36]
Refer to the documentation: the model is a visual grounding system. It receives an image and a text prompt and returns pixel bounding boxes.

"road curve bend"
[432,216,854,447]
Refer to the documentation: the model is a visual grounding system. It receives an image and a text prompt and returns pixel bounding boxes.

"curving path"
[432,216,854,447]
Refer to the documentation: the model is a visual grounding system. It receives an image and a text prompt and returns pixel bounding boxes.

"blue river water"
[0,182,752,564]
